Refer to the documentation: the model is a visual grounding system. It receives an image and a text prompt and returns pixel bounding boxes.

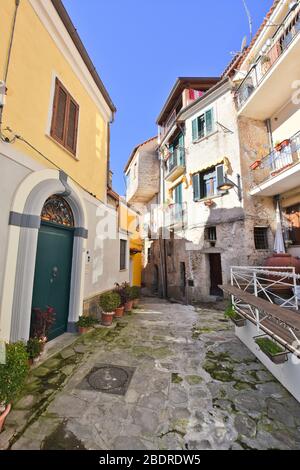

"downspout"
[159,147,168,299]
[266,118,273,151]
[0,0,20,133]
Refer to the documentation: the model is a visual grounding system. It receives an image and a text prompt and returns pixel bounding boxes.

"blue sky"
[63,0,273,195]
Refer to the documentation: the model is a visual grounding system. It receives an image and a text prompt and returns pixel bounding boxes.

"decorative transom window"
[41,195,74,227]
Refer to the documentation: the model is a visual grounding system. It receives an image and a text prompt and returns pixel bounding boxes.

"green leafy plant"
[118,282,132,303]
[0,342,29,409]
[76,316,98,328]
[256,337,284,356]
[131,286,141,300]
[114,283,127,305]
[99,291,121,313]
[26,338,42,360]
[224,304,240,320]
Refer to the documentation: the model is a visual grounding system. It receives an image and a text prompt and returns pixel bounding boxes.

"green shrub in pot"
[0,342,29,431]
[99,291,121,313]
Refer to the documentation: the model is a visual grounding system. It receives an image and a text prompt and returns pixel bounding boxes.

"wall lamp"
[218,174,242,202]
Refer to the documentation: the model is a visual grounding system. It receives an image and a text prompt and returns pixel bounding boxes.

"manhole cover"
[88,366,128,391]
[79,363,136,396]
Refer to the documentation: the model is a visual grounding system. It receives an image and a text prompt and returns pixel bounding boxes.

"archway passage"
[30,196,75,341]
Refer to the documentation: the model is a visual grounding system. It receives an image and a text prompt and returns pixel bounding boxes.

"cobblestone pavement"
[6,298,300,450]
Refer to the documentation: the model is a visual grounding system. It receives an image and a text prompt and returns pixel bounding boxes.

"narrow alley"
[6,299,300,451]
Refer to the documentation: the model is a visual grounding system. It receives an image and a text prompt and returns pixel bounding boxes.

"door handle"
[50,266,58,283]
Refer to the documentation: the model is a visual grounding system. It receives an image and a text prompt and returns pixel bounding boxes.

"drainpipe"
[266,119,273,151]
[0,0,20,131]
[158,148,168,299]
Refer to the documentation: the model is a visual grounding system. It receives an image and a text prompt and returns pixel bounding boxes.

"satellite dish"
[241,36,247,52]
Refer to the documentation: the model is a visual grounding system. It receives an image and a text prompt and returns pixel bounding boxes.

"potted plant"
[26,338,42,366]
[0,342,29,432]
[121,282,134,312]
[31,306,56,349]
[274,140,283,152]
[224,304,246,327]
[131,286,141,308]
[261,54,271,73]
[114,283,127,313]
[99,292,120,326]
[255,336,288,364]
[76,316,97,335]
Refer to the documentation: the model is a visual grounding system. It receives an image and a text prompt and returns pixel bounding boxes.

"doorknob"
[50,266,59,282]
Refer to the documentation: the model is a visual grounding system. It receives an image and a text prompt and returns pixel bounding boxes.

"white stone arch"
[0,169,88,342]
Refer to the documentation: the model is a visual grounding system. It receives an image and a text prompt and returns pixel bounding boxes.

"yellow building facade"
[0,0,131,343]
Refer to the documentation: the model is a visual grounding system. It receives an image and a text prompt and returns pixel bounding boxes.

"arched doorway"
[30,195,75,341]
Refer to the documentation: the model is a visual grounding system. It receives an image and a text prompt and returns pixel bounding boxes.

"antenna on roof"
[242,0,253,41]
[240,35,248,52]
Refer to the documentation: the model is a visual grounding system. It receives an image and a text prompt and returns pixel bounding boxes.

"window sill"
[119,269,128,272]
[192,130,218,145]
[194,193,226,203]
[46,134,79,161]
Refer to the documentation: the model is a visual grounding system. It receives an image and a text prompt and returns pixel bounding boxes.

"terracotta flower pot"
[133,299,139,308]
[78,326,89,335]
[0,404,11,433]
[114,306,125,318]
[250,160,261,170]
[101,312,115,326]
[264,253,300,294]
[124,300,134,312]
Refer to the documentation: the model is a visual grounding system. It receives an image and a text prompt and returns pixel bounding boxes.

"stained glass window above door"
[41,195,74,227]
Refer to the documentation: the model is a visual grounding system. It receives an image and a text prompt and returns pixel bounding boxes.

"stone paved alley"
[3,298,300,450]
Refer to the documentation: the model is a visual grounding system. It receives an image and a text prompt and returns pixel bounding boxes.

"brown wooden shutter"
[66,99,79,154]
[50,78,79,155]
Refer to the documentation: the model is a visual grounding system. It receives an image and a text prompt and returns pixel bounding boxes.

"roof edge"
[51,0,116,115]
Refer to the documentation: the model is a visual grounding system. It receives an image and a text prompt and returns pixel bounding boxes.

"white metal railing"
[236,3,300,109]
[230,266,300,311]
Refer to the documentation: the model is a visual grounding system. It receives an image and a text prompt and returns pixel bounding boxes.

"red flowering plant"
[30,306,56,344]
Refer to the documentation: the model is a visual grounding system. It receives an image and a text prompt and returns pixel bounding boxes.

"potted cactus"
[99,291,120,326]
[131,286,141,308]
[0,342,29,432]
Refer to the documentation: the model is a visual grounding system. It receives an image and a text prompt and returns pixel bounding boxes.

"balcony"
[250,130,300,196]
[165,146,186,182]
[236,4,300,119]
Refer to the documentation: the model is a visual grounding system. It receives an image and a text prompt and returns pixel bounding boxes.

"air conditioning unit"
[0,81,6,107]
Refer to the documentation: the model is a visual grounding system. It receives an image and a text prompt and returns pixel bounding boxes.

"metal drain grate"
[79,364,135,396]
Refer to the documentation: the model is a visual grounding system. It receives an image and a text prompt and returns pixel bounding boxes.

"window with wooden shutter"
[192,173,200,201]
[120,239,127,270]
[192,108,214,142]
[50,78,79,155]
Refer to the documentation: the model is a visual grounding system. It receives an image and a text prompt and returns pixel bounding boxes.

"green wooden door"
[31,222,74,341]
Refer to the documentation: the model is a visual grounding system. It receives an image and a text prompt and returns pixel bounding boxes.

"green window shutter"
[192,173,200,201]
[205,109,213,135]
[175,183,183,205]
[216,164,225,190]
[178,133,185,165]
[192,118,198,141]
[198,115,205,139]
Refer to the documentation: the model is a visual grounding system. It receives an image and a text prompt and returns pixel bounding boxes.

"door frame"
[31,220,75,340]
[0,169,88,343]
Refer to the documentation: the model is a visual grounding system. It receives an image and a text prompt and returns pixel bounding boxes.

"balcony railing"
[236,4,300,109]
[160,109,177,140]
[250,130,300,187]
[166,146,185,176]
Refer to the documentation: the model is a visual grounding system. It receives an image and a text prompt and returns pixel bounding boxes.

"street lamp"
[218,174,242,202]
